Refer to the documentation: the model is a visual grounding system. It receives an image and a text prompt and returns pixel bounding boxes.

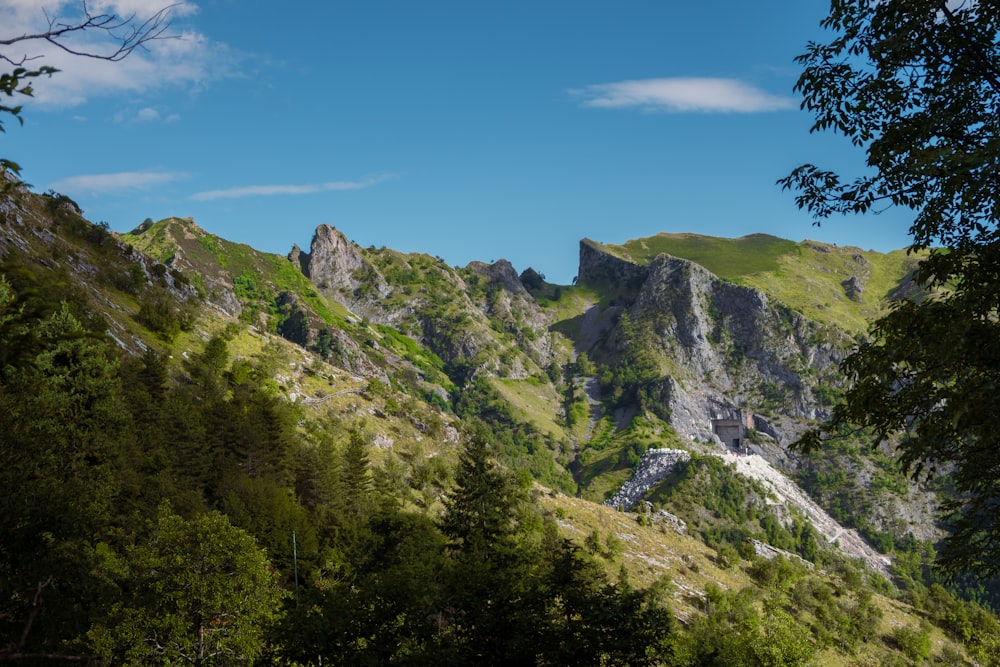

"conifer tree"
[0,299,131,658]
[438,433,549,664]
[342,429,374,520]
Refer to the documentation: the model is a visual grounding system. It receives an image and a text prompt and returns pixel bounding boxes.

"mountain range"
[2,178,996,664]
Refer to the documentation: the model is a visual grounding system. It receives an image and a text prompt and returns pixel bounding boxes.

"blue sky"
[3,1,915,284]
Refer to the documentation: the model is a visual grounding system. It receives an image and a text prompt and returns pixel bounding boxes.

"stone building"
[710,407,754,453]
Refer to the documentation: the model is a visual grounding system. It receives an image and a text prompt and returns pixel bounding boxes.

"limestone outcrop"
[585,242,938,554]
[595,251,850,451]
[293,226,556,378]
[604,449,691,511]
[297,224,388,299]
[577,238,648,290]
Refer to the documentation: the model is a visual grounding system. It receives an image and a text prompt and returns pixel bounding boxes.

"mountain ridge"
[120,217,934,528]
[5,181,990,662]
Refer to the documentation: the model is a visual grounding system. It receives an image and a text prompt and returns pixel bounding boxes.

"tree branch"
[17,576,52,653]
[938,1,1000,95]
[0,1,178,65]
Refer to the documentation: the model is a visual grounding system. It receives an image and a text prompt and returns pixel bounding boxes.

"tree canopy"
[783,0,1000,574]
[87,506,286,665]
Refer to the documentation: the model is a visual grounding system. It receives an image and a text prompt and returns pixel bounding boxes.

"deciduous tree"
[783,0,1000,575]
[88,505,286,665]
[1,2,175,187]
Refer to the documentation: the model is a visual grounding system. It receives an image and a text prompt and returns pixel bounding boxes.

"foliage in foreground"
[784,0,1000,577]
[0,261,683,664]
[4,253,997,664]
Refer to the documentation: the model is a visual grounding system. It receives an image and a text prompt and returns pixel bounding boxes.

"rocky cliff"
[579,242,939,544]
[293,224,389,302]
[577,238,648,291]
[293,225,556,377]
[593,249,847,448]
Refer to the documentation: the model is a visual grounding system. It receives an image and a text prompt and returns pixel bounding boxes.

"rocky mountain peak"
[577,238,648,290]
[465,258,526,294]
[296,224,387,298]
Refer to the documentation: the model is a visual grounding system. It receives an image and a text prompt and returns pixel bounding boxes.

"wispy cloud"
[113,106,181,123]
[1,1,238,108]
[569,77,795,113]
[136,107,160,122]
[192,175,395,201]
[51,170,188,193]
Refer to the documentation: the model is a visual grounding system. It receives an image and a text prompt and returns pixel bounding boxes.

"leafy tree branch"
[787,0,1000,575]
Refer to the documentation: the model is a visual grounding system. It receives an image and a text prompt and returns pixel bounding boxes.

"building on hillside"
[711,407,754,454]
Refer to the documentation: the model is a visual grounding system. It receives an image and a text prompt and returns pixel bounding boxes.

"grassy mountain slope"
[122,217,354,325]
[599,232,924,333]
[3,179,997,663]
[121,218,944,560]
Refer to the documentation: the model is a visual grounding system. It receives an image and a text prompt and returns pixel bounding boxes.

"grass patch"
[490,377,566,439]
[608,233,801,281]
[576,450,632,503]
[742,244,924,334]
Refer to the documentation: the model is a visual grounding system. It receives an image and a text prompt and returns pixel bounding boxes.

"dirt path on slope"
[582,376,602,439]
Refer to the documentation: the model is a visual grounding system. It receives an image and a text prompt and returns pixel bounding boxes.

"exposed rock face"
[653,509,687,534]
[841,275,864,301]
[300,224,388,298]
[601,252,848,451]
[586,243,936,559]
[889,269,922,301]
[750,539,814,568]
[604,449,691,510]
[577,244,839,449]
[636,502,688,534]
[465,259,554,366]
[467,259,525,295]
[577,238,648,290]
[288,243,308,275]
[293,226,555,378]
[726,454,891,576]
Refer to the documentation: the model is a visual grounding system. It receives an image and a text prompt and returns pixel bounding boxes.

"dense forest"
[0,254,678,664]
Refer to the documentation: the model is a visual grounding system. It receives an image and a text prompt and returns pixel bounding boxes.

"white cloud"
[112,104,179,123]
[569,77,796,113]
[136,107,159,121]
[0,1,236,108]
[87,0,199,18]
[51,170,187,193]
[192,175,396,201]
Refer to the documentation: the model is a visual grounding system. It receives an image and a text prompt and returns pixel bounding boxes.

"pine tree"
[342,429,374,520]
[438,433,549,665]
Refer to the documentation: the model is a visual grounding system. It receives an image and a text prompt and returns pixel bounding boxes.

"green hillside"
[1,184,996,665]
[610,232,800,280]
[123,217,354,325]
[598,232,924,334]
